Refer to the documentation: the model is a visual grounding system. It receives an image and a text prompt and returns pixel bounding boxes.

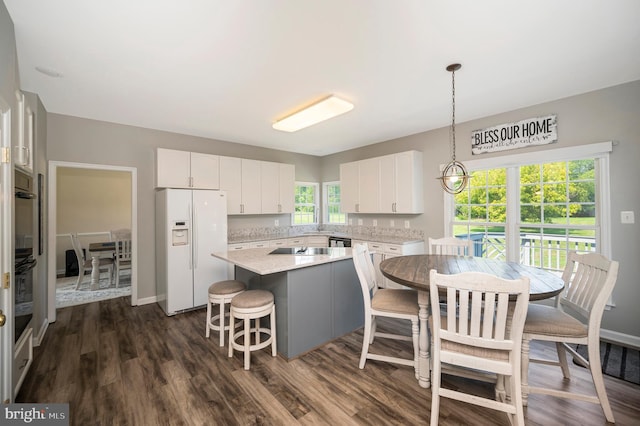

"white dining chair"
[429,269,530,426]
[428,236,474,256]
[112,237,132,288]
[70,233,114,290]
[352,243,419,377]
[521,251,619,423]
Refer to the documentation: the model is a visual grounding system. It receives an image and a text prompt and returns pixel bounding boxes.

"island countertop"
[212,247,352,275]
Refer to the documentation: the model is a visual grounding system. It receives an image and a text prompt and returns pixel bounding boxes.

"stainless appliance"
[14,169,37,342]
[156,189,228,315]
[328,236,352,247]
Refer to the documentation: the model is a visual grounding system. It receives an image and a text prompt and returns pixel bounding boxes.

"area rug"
[56,271,131,308]
[574,342,640,385]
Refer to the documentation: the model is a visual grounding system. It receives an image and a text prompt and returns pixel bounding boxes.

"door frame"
[47,161,138,322]
[0,95,13,402]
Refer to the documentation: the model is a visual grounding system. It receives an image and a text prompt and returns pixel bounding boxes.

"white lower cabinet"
[13,327,33,396]
[305,236,328,247]
[360,240,424,289]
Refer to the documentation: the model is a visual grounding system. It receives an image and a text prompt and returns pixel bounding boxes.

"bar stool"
[228,289,277,370]
[206,280,247,346]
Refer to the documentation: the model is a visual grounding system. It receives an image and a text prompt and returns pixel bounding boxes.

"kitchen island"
[212,247,363,359]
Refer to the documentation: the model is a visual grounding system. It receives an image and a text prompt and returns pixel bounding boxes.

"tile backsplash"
[228,224,423,242]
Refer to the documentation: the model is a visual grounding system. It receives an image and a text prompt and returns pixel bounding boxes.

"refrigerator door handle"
[193,203,198,269]
[188,203,193,270]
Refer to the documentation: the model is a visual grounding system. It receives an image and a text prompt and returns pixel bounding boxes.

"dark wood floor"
[17,296,640,425]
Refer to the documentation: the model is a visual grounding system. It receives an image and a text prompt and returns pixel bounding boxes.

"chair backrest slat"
[429,237,474,256]
[352,244,378,311]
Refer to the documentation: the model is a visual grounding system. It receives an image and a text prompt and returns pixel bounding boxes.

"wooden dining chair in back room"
[70,233,114,290]
[521,251,619,423]
[352,243,419,377]
[429,269,530,426]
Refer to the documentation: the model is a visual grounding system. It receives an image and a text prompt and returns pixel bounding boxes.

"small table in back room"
[379,254,565,389]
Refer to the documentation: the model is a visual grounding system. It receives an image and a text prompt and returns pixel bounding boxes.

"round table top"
[380,254,564,301]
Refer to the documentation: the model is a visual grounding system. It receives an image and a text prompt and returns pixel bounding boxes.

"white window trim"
[443,141,613,261]
[292,181,319,226]
[322,181,347,225]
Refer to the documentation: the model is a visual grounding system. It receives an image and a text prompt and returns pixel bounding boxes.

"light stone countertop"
[212,247,353,275]
[227,232,423,246]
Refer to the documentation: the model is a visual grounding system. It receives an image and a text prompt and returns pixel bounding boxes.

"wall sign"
[471,114,557,155]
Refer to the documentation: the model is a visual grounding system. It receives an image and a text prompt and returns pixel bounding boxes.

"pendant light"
[437,63,469,194]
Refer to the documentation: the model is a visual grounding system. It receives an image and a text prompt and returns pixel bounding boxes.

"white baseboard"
[33,318,49,347]
[601,329,640,350]
[136,295,158,306]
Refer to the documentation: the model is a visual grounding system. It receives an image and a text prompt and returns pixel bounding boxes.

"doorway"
[47,161,137,323]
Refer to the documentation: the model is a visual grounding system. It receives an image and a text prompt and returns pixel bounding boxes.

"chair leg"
[510,369,525,426]
[430,353,442,426]
[359,315,373,369]
[370,317,378,344]
[75,264,85,290]
[587,339,615,423]
[205,301,212,338]
[219,302,225,347]
[556,341,570,378]
[521,336,531,407]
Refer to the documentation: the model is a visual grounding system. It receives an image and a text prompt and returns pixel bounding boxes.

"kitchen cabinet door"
[219,156,243,214]
[379,155,396,213]
[278,163,295,213]
[261,161,280,213]
[157,148,191,188]
[358,157,380,213]
[379,151,423,214]
[190,152,220,189]
[340,162,359,213]
[241,159,262,214]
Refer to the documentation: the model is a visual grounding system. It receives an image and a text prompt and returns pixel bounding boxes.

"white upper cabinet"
[220,156,261,214]
[379,150,423,213]
[260,161,295,214]
[340,161,360,213]
[156,148,219,189]
[340,150,423,214]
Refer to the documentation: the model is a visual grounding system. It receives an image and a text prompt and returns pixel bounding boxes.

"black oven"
[15,169,36,342]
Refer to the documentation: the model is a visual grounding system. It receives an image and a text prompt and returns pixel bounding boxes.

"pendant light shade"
[437,63,469,194]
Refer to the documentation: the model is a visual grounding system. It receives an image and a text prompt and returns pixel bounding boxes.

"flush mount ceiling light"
[437,63,469,195]
[272,95,354,132]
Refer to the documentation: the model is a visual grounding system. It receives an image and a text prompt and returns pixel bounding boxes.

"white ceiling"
[5,0,640,156]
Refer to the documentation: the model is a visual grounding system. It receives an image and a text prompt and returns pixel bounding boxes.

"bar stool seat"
[206,280,246,346]
[228,289,277,370]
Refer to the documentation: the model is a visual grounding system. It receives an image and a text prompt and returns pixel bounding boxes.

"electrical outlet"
[621,211,635,224]
[404,220,410,229]
[358,219,363,226]
[274,219,279,226]
[372,219,377,227]
[390,220,395,227]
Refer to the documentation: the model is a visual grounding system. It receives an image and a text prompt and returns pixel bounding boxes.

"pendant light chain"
[451,67,457,162]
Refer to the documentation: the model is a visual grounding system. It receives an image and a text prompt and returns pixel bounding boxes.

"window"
[293,182,319,225]
[323,181,347,224]
[447,142,612,273]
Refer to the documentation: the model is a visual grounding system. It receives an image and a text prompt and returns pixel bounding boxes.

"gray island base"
[213,247,364,359]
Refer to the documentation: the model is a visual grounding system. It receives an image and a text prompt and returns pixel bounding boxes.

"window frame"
[443,142,613,263]
[322,181,347,225]
[292,181,320,226]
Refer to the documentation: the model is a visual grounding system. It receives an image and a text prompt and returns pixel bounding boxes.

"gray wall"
[322,81,640,338]
[46,114,322,301]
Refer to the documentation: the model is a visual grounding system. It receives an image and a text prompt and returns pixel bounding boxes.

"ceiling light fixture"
[272,95,354,132]
[437,63,469,194]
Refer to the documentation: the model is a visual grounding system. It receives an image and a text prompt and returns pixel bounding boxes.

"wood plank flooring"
[17,296,640,425]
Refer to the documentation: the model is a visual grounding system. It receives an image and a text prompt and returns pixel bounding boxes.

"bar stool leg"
[271,305,277,356]
[205,300,212,338]
[228,309,235,358]
[244,316,251,370]
[219,302,226,347]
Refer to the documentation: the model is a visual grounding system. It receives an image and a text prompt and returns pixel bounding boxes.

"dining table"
[88,241,117,290]
[379,254,565,389]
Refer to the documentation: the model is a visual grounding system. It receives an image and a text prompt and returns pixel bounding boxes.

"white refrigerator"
[156,189,228,315]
